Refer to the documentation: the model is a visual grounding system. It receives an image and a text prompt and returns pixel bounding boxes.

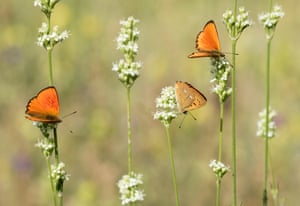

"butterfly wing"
[188,20,225,58]
[25,86,61,123]
[175,81,207,113]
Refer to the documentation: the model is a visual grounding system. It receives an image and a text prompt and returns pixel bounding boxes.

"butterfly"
[25,86,62,123]
[175,81,207,114]
[188,20,225,58]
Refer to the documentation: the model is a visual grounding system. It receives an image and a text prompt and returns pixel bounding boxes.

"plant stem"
[165,125,180,206]
[127,87,133,174]
[218,100,224,162]
[53,128,60,164]
[47,157,57,206]
[216,177,221,206]
[216,100,224,206]
[47,16,54,85]
[263,36,272,206]
[231,0,238,205]
[53,127,64,206]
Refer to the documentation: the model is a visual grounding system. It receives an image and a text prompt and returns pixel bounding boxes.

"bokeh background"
[1,0,300,205]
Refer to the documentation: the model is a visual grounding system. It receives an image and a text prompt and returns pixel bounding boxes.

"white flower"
[117,172,145,205]
[37,23,70,50]
[210,58,232,102]
[34,0,42,8]
[209,160,230,178]
[113,16,141,88]
[223,7,252,39]
[256,107,277,138]
[258,5,284,29]
[153,86,178,126]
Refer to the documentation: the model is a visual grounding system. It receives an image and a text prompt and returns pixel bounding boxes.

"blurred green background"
[1,0,300,205]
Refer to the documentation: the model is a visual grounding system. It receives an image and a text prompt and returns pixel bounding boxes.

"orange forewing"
[25,86,61,123]
[188,20,225,58]
[175,81,207,114]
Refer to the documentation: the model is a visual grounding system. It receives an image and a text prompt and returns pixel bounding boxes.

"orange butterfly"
[188,20,225,58]
[175,81,207,114]
[25,86,62,123]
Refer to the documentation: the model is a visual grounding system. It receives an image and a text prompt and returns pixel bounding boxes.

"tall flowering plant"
[222,6,252,206]
[112,16,145,205]
[257,4,284,206]
[154,86,180,206]
[25,1,70,206]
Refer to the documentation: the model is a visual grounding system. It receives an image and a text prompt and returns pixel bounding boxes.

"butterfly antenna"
[62,111,77,119]
[179,115,187,128]
[189,112,197,120]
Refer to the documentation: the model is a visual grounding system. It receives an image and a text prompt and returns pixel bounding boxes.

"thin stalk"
[53,127,60,164]
[216,177,221,206]
[263,37,272,206]
[47,157,57,206]
[48,50,54,85]
[165,125,180,206]
[231,1,238,205]
[218,100,224,162]
[231,39,237,206]
[47,16,54,85]
[216,100,224,206]
[53,127,63,206]
[127,87,133,174]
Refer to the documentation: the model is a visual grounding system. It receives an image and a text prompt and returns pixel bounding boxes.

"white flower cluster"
[153,86,178,127]
[37,23,70,50]
[210,57,232,102]
[34,0,60,16]
[256,107,277,138]
[223,7,252,39]
[35,138,54,157]
[258,5,284,39]
[209,160,230,179]
[112,59,142,88]
[117,17,140,57]
[117,172,145,205]
[113,16,141,88]
[51,162,70,195]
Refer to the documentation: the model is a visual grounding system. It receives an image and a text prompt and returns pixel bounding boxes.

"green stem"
[53,127,63,206]
[268,0,273,12]
[127,87,133,174]
[53,128,60,164]
[216,177,221,206]
[47,16,54,85]
[48,49,54,85]
[165,125,180,206]
[263,36,272,206]
[231,1,238,206]
[47,157,57,206]
[216,100,224,206]
[218,100,224,162]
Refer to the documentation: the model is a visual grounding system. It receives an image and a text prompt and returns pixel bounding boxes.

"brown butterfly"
[175,81,207,114]
[25,86,62,123]
[188,20,225,58]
